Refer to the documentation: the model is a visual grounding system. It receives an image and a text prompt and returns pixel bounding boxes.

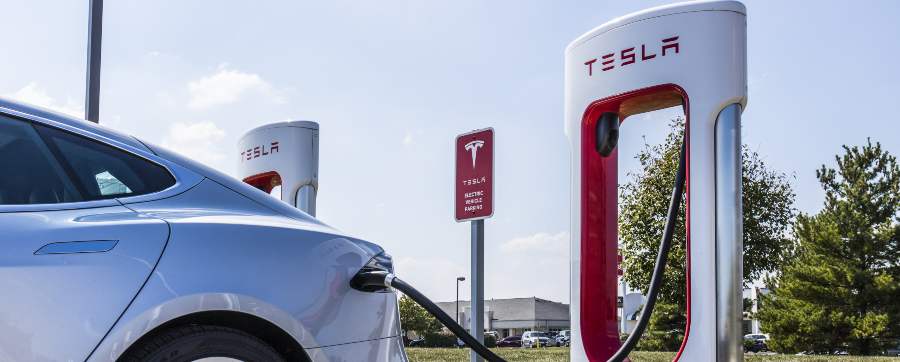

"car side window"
[0,116,83,205]
[33,124,176,200]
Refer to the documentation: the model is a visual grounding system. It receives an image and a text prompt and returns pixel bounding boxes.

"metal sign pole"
[454,127,493,362]
[85,0,103,123]
[470,219,484,362]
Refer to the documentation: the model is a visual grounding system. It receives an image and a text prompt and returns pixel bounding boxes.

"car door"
[0,114,173,361]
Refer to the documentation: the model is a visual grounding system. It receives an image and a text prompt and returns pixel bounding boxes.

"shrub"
[636,331,683,351]
[422,332,458,348]
[484,335,497,348]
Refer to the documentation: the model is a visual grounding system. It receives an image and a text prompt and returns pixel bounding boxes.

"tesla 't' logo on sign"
[464,140,485,169]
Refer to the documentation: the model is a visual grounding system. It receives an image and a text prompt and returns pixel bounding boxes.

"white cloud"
[500,231,569,255]
[4,82,83,117]
[402,131,414,146]
[383,232,573,303]
[395,256,468,300]
[187,64,284,110]
[402,129,424,147]
[488,231,571,302]
[161,121,227,168]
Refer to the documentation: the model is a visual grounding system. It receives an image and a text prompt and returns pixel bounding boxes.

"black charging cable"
[607,131,687,362]
[351,270,505,362]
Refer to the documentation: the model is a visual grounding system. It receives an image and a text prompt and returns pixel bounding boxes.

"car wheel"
[120,325,285,362]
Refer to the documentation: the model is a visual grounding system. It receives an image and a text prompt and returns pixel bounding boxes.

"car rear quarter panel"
[90,179,400,360]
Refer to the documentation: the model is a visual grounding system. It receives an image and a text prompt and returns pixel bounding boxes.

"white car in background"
[521,331,553,348]
[556,330,571,346]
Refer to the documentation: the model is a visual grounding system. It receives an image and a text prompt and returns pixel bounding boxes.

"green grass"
[405,348,900,362]
[406,347,568,362]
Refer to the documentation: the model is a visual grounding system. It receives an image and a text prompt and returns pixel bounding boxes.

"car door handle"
[34,240,118,255]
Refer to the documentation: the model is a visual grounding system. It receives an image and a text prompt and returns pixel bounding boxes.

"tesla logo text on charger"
[583,36,680,76]
[241,141,280,162]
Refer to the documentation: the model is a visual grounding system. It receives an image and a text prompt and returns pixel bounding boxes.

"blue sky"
[2,1,899,303]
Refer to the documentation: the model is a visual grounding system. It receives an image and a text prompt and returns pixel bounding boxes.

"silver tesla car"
[0,98,405,362]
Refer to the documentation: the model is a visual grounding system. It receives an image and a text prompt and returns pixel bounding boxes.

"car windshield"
[532,332,547,338]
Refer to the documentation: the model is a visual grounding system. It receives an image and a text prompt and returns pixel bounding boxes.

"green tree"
[619,119,796,349]
[636,302,686,351]
[758,139,900,354]
[398,294,442,337]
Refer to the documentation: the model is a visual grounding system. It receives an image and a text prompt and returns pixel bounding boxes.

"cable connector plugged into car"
[349,256,505,362]
[349,252,395,292]
[349,269,394,291]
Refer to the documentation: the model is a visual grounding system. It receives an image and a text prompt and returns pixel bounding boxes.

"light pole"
[85,0,103,123]
[456,276,466,325]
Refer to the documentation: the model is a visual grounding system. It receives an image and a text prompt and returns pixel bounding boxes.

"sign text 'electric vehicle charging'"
[566,1,747,361]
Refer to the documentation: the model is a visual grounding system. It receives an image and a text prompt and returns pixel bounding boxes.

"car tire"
[120,325,285,362]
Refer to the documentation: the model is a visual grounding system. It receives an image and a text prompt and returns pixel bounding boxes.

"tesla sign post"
[455,128,493,362]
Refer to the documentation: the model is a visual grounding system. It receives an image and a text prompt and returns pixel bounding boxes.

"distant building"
[436,297,569,338]
[618,283,771,336]
[743,286,770,335]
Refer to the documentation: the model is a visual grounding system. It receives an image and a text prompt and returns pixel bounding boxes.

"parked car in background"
[545,332,563,347]
[557,330,571,347]
[743,333,769,352]
[744,333,769,341]
[884,343,900,356]
[408,338,426,347]
[522,331,552,348]
[497,335,522,347]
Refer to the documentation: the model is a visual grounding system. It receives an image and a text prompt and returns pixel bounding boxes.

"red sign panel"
[455,128,494,222]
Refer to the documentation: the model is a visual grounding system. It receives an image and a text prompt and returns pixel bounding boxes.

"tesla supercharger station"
[238,120,319,215]
[565,2,746,361]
